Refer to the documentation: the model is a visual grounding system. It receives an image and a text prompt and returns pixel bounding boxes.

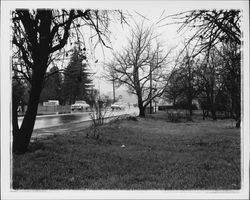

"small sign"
[43,100,59,106]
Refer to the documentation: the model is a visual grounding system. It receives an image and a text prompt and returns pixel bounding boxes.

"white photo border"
[1,1,249,199]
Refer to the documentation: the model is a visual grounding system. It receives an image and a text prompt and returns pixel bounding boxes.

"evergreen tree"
[62,46,93,104]
[39,66,63,103]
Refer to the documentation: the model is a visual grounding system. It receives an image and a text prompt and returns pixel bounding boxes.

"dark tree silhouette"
[39,66,63,103]
[178,54,199,117]
[172,10,241,56]
[163,69,183,107]
[172,9,241,126]
[218,42,241,127]
[62,46,93,104]
[195,48,224,120]
[164,45,199,117]
[12,9,125,154]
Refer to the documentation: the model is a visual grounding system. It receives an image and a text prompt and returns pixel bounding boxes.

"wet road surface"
[18,107,139,130]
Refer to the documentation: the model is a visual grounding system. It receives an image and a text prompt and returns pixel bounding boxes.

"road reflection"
[18,108,139,130]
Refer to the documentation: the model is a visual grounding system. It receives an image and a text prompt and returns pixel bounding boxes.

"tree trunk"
[202,109,205,120]
[12,96,19,136]
[211,109,217,120]
[188,98,193,116]
[211,104,217,120]
[234,104,241,128]
[236,119,240,128]
[210,94,217,120]
[233,93,241,128]
[206,89,217,120]
[139,105,145,117]
[13,68,46,154]
[173,98,176,109]
[138,98,145,117]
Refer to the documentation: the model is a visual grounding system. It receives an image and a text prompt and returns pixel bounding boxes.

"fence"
[37,105,71,115]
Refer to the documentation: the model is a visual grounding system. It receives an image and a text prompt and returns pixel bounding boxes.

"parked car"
[111,102,126,110]
[71,100,90,111]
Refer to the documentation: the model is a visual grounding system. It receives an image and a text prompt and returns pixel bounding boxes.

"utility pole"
[187,56,193,116]
[98,79,101,100]
[112,78,116,103]
[149,62,152,114]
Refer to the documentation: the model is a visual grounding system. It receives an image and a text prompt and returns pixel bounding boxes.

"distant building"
[158,98,173,106]
[43,100,59,106]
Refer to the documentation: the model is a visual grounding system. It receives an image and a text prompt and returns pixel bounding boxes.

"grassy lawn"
[12,112,241,190]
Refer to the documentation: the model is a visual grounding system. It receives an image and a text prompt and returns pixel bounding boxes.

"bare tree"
[179,52,199,117]
[105,23,172,117]
[169,9,241,126]
[196,48,224,120]
[89,99,110,140]
[12,9,125,154]
[163,52,199,117]
[163,69,183,107]
[218,41,241,127]
[168,10,241,57]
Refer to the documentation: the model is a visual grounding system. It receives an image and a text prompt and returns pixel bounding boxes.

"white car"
[71,101,90,111]
[111,102,126,110]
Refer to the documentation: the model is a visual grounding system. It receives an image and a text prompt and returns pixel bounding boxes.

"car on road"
[71,101,90,111]
[111,102,126,110]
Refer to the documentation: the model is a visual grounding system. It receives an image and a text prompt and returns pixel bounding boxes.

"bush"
[165,110,194,122]
[173,101,197,110]
[167,112,182,122]
[158,102,197,111]
[126,116,137,121]
[88,101,110,140]
[158,105,174,111]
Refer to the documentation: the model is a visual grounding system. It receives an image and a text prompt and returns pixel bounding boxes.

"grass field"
[12,112,241,190]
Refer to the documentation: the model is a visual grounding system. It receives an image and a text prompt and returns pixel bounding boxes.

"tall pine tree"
[39,66,63,103]
[62,46,93,104]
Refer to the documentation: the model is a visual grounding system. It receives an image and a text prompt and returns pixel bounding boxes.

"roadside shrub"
[185,115,193,122]
[126,116,137,121]
[158,102,197,111]
[108,114,137,124]
[108,115,128,125]
[88,101,110,140]
[86,124,101,140]
[167,112,182,122]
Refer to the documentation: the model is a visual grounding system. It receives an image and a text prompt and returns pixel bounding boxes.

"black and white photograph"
[1,0,249,199]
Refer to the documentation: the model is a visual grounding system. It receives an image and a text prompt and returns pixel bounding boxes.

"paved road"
[18,107,139,130]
